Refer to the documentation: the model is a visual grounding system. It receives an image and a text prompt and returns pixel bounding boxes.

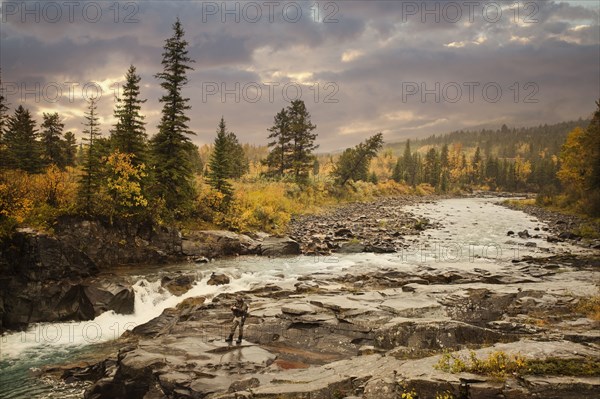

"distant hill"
[385,119,590,159]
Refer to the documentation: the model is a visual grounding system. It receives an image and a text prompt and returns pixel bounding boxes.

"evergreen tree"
[0,72,10,169]
[4,105,41,173]
[439,144,450,191]
[288,100,317,183]
[150,18,196,215]
[63,131,78,167]
[312,158,320,177]
[78,98,103,214]
[332,133,383,185]
[225,131,249,179]
[588,100,600,191]
[423,148,440,187]
[399,140,419,186]
[111,65,147,164]
[472,146,482,185]
[412,152,422,185]
[392,156,403,183]
[368,171,379,184]
[207,117,233,199]
[485,156,499,190]
[265,108,291,178]
[40,112,66,168]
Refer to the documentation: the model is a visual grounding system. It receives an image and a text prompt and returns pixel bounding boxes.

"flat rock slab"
[308,295,377,313]
[252,354,403,397]
[281,303,319,315]
[379,296,444,318]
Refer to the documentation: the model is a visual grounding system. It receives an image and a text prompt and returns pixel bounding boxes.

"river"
[0,197,589,398]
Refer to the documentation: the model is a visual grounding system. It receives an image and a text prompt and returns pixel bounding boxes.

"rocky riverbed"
[501,201,600,250]
[45,252,600,399]
[25,197,599,399]
[288,196,436,255]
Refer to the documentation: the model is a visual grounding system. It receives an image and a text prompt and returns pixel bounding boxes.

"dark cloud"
[1,0,598,151]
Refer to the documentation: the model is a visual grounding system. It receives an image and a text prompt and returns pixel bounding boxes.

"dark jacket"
[232,302,248,318]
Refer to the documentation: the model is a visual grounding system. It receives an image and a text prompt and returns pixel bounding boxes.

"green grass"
[435,350,600,380]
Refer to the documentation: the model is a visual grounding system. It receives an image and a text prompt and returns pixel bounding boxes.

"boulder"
[336,242,366,253]
[182,230,259,259]
[55,217,183,268]
[260,237,301,256]
[107,288,135,315]
[161,274,196,296]
[207,272,230,286]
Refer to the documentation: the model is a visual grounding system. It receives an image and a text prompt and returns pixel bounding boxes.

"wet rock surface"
[62,250,600,399]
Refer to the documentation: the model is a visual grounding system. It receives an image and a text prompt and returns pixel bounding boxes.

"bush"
[574,292,600,321]
[435,350,600,380]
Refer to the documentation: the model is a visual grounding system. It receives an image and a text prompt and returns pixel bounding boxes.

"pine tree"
[265,108,291,178]
[472,146,482,185]
[225,131,249,179]
[288,100,317,183]
[392,156,403,183]
[78,98,103,214]
[587,100,600,191]
[63,131,77,167]
[439,144,450,191]
[111,65,147,164]
[0,69,8,141]
[3,105,41,173]
[207,117,234,199]
[401,140,416,186]
[424,147,439,187]
[150,18,196,215]
[40,112,66,168]
[332,133,383,185]
[0,71,10,169]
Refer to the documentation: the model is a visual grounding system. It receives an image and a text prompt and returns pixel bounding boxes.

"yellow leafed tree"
[557,127,590,198]
[103,150,148,220]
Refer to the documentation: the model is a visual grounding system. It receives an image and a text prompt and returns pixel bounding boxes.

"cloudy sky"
[1,0,599,151]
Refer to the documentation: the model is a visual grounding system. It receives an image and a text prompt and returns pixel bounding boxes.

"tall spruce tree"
[265,108,291,178]
[423,147,440,187]
[439,144,450,191]
[150,18,196,214]
[207,117,233,199]
[0,70,8,141]
[225,132,249,179]
[472,146,482,185]
[63,131,77,167]
[111,65,147,164]
[40,112,66,168]
[0,71,10,169]
[4,105,41,173]
[78,98,103,214]
[401,140,414,185]
[288,100,317,183]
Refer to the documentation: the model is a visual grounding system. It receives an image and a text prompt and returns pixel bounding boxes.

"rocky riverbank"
[501,201,600,249]
[50,251,600,399]
[0,218,301,332]
[288,196,434,255]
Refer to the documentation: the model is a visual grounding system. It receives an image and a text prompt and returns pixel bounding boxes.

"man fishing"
[226,295,249,344]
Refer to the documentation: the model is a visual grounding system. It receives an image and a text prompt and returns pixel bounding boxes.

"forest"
[1,19,599,237]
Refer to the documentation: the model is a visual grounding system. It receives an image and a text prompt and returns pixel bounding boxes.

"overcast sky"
[1,0,599,151]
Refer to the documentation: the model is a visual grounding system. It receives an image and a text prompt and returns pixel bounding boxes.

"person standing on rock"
[226,295,248,344]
